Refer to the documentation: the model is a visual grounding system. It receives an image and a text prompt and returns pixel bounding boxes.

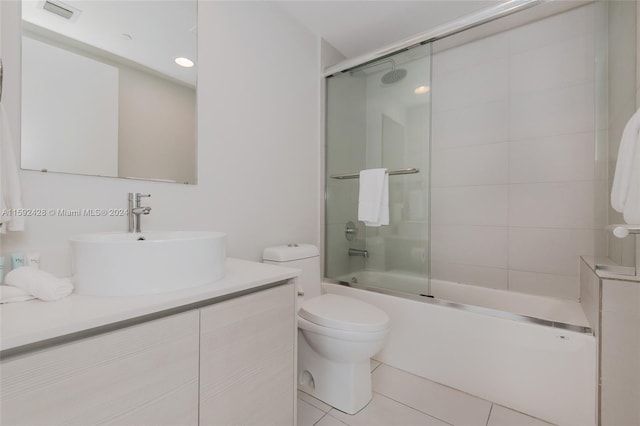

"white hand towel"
[0,103,25,233]
[5,267,74,301]
[611,107,640,223]
[358,168,389,227]
[0,285,35,304]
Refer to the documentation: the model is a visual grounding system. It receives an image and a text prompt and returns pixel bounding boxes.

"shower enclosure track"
[330,167,419,180]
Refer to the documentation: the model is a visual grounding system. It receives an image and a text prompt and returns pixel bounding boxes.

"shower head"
[351,58,408,84]
[381,59,407,85]
[381,67,407,84]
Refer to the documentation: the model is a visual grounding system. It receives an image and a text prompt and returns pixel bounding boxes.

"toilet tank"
[263,244,321,300]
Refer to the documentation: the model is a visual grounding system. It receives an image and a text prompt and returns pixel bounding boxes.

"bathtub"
[324,271,597,426]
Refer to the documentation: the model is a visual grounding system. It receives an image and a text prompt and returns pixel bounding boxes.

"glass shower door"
[325,43,432,297]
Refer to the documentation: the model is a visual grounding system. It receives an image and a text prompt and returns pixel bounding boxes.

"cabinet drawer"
[1,310,200,426]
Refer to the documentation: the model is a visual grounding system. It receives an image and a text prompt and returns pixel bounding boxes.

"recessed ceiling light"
[414,85,430,95]
[174,57,195,68]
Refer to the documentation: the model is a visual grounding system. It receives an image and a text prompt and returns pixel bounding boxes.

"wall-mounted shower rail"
[330,167,419,180]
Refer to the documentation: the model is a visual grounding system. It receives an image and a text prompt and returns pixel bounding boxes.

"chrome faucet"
[128,192,151,233]
[348,248,369,258]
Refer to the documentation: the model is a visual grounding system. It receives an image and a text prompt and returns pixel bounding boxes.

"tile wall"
[431,4,603,300]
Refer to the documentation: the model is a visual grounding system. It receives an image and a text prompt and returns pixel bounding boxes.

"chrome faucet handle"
[136,193,151,202]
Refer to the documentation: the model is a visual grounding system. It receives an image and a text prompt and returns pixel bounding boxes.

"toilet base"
[297,329,372,414]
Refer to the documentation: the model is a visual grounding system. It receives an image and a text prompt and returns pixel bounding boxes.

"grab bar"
[330,167,419,180]
[606,224,640,238]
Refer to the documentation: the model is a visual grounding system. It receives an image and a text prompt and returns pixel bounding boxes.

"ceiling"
[24,1,507,85]
[22,0,197,86]
[276,0,503,61]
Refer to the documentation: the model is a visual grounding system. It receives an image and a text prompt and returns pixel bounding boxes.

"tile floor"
[297,360,555,426]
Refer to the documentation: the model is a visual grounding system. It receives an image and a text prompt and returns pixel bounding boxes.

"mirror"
[20,0,197,184]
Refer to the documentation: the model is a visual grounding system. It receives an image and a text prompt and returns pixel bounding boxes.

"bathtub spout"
[348,248,369,258]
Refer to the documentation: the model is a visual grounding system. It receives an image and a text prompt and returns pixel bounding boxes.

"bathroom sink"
[70,231,226,296]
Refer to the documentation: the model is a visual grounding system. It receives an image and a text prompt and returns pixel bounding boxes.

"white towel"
[611,107,640,224]
[0,103,25,233]
[0,285,35,304]
[358,168,389,227]
[5,267,73,301]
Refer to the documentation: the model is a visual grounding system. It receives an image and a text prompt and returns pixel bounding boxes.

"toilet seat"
[299,294,389,333]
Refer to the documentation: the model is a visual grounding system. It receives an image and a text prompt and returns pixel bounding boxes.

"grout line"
[375,363,494,406]
[486,403,494,426]
[492,404,558,425]
[313,412,329,426]
[372,392,456,426]
[299,390,332,413]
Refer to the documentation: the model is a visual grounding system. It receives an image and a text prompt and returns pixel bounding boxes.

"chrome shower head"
[381,59,407,84]
[381,67,407,84]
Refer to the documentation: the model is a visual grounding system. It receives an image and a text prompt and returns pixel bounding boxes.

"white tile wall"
[509,133,595,183]
[509,35,595,96]
[432,100,508,150]
[431,225,508,269]
[432,33,508,75]
[431,142,508,187]
[431,4,601,300]
[433,59,509,111]
[579,259,600,335]
[508,182,595,229]
[431,186,508,226]
[509,83,595,141]
[508,270,580,300]
[507,5,593,54]
[607,0,638,269]
[431,261,509,289]
[508,228,594,276]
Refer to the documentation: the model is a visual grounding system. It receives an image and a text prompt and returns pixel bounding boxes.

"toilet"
[263,244,389,414]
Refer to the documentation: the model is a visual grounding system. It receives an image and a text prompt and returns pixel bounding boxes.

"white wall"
[0,1,320,275]
[430,4,602,300]
[21,35,119,177]
[118,66,196,184]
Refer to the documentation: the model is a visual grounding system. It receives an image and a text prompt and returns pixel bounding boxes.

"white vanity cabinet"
[0,281,297,426]
[0,310,200,426]
[199,283,296,426]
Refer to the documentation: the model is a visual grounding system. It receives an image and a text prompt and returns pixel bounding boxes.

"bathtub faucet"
[348,248,369,258]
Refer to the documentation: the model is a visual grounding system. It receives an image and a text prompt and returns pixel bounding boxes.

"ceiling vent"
[41,0,80,20]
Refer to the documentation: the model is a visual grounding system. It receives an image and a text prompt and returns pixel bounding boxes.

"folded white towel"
[358,168,389,227]
[0,285,35,304]
[611,107,640,223]
[5,267,74,301]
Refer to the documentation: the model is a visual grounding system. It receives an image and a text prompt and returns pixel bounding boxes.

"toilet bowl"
[263,244,389,414]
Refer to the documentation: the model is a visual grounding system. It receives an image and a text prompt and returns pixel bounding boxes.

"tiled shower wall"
[430,4,604,300]
[607,0,638,268]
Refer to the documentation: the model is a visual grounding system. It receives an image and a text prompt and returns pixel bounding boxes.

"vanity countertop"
[0,258,299,354]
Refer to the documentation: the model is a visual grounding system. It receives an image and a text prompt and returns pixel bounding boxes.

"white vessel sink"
[70,231,226,296]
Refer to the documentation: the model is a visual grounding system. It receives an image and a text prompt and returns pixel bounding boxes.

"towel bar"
[606,224,640,238]
[330,167,419,180]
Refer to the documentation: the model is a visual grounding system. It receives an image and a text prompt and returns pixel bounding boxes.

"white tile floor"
[297,360,555,426]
